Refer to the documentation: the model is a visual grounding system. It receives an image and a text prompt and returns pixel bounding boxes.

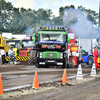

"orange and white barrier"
[76,64,83,79]
[91,63,97,76]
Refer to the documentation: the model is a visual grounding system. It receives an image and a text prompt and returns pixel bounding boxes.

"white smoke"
[63,8,98,39]
[25,27,34,34]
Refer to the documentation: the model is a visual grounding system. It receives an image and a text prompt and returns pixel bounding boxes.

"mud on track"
[1,63,100,100]
[1,75,100,100]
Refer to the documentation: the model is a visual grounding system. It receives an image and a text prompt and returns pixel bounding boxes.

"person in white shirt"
[8,47,15,64]
[0,48,6,64]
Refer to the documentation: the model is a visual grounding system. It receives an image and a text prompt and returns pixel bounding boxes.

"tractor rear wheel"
[28,50,37,64]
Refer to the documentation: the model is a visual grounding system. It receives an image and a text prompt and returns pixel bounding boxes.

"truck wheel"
[28,50,37,64]
[62,62,65,68]
[36,63,42,68]
[87,56,93,65]
[62,65,65,68]
[36,63,46,68]
[37,65,41,68]
[67,64,69,68]
[62,59,67,68]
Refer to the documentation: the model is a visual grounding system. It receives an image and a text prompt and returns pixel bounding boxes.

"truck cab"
[35,26,69,68]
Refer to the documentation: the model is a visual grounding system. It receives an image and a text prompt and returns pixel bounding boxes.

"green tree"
[0,0,13,32]
[0,0,98,34]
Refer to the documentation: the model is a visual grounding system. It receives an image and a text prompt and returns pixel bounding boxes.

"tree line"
[0,0,98,34]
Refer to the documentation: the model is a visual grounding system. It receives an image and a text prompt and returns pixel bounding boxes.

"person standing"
[91,47,98,70]
[0,48,6,64]
[8,47,15,64]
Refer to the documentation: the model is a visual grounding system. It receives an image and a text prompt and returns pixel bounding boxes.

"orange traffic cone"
[32,71,39,89]
[62,68,67,83]
[0,74,3,95]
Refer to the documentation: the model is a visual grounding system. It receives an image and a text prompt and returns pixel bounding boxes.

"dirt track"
[0,63,100,100]
[13,76,100,100]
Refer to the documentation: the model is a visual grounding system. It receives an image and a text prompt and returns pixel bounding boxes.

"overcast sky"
[5,0,99,16]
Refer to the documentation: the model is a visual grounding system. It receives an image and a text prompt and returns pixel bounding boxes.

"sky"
[5,0,99,17]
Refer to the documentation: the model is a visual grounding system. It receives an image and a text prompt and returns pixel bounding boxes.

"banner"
[38,41,65,44]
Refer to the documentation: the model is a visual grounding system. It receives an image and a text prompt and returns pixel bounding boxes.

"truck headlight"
[60,53,63,58]
[40,52,42,58]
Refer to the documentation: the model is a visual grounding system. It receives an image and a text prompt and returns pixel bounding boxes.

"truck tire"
[62,58,67,68]
[67,64,69,68]
[87,56,94,65]
[36,63,46,68]
[62,64,65,68]
[36,63,41,68]
[28,50,37,64]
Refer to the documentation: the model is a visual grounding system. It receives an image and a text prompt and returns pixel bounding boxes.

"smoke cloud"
[25,27,34,34]
[63,8,98,39]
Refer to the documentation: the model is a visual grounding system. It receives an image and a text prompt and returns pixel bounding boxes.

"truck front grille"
[43,51,60,59]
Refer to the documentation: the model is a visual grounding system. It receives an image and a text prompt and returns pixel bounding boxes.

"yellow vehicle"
[0,36,10,52]
[97,57,100,64]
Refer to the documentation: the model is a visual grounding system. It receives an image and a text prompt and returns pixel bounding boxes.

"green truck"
[28,26,70,68]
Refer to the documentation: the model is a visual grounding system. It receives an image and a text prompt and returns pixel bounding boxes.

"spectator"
[8,47,15,64]
[0,48,6,64]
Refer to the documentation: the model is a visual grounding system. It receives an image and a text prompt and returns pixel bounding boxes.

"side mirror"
[33,34,36,42]
[67,37,70,43]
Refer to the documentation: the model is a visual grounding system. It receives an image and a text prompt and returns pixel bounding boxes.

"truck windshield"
[40,34,64,41]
